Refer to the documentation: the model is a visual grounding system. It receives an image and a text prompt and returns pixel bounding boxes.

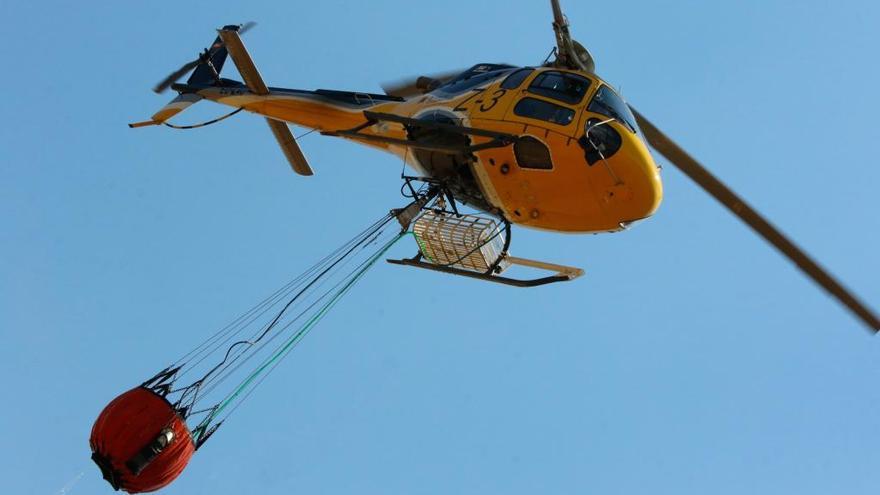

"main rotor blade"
[550,0,567,29]
[381,69,464,98]
[217,27,269,95]
[550,0,573,65]
[631,107,880,333]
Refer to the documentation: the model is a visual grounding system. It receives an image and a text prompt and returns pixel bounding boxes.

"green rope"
[193,232,405,443]
[412,231,437,264]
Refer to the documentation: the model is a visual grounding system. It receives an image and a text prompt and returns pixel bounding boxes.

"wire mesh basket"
[412,211,508,274]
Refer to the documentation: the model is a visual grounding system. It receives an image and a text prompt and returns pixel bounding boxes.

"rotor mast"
[549,0,595,73]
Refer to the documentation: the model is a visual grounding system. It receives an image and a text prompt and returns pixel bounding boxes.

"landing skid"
[387,254,583,288]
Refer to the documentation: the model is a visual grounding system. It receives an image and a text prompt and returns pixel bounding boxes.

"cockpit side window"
[513,97,576,126]
[501,68,534,90]
[587,85,639,133]
[528,71,592,105]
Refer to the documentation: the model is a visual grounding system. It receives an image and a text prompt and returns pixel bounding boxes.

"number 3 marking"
[479,89,507,112]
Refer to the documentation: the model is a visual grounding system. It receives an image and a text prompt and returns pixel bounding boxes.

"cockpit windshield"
[587,85,638,133]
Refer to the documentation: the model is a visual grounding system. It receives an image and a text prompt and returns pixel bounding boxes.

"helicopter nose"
[631,132,663,216]
[597,126,663,224]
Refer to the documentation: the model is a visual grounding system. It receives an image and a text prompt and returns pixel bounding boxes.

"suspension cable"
[171,213,397,416]
[191,231,407,443]
[170,213,394,373]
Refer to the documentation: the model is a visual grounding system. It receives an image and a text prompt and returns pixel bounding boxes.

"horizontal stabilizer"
[151,94,204,123]
[128,120,159,129]
[129,94,204,128]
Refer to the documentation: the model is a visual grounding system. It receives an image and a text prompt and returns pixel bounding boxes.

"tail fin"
[217,27,314,176]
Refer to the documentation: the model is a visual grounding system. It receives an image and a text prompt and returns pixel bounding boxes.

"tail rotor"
[152,22,257,94]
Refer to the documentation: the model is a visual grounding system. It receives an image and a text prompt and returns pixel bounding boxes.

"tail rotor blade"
[153,59,200,94]
[238,21,257,35]
[631,107,880,332]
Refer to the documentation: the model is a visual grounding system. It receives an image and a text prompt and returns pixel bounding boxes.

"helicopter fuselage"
[190,64,663,233]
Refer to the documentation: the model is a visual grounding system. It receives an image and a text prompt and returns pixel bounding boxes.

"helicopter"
[130,0,878,332]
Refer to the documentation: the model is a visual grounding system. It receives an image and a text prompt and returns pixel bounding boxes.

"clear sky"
[3,1,880,494]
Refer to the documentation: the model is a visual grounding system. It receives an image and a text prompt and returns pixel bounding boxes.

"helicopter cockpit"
[504,69,644,164]
[429,64,632,134]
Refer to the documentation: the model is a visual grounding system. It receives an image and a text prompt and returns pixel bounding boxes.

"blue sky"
[3,1,880,494]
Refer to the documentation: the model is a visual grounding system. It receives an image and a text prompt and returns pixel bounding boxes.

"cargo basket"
[412,211,508,274]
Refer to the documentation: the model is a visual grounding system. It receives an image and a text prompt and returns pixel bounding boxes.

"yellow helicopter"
[131,0,878,332]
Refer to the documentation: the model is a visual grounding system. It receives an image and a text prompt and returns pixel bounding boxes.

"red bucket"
[90,387,195,493]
